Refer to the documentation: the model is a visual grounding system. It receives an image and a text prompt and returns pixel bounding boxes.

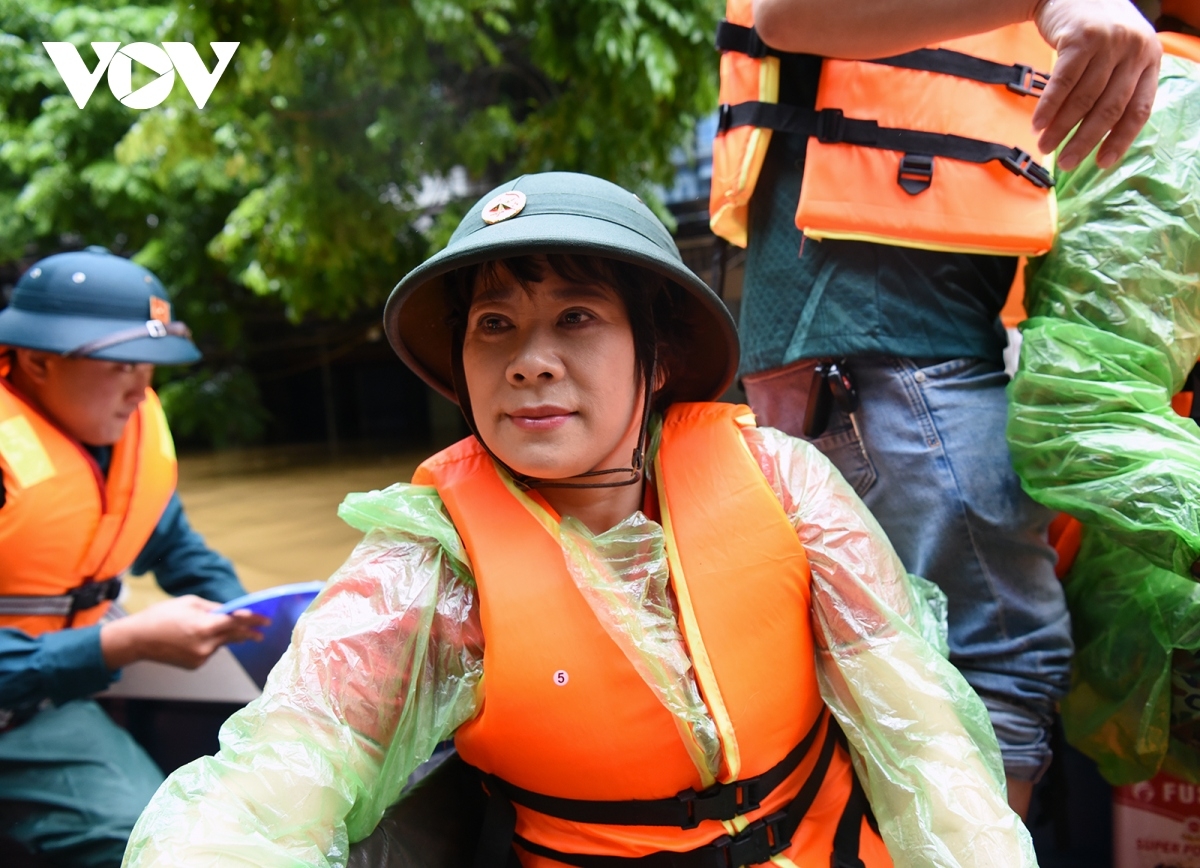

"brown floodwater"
[123,445,426,611]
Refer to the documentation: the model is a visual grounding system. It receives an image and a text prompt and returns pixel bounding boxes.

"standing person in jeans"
[726,0,1162,815]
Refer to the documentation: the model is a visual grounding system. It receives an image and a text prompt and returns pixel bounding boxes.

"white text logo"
[42,42,239,110]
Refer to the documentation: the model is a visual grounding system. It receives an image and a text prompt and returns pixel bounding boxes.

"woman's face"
[461,263,643,482]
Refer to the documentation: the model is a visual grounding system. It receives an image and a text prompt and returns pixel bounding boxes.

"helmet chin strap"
[449,337,654,491]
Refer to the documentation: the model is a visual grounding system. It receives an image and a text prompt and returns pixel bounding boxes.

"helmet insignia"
[481,190,526,225]
[149,296,172,325]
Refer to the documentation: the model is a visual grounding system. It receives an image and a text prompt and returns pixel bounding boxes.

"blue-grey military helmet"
[0,246,199,364]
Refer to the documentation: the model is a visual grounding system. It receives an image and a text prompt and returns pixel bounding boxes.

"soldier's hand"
[1033,0,1162,171]
[100,595,269,671]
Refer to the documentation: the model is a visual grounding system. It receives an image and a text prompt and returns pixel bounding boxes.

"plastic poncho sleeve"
[122,485,483,868]
[746,426,1037,868]
[1006,56,1200,579]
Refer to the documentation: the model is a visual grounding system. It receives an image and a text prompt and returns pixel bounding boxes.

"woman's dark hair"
[444,254,693,413]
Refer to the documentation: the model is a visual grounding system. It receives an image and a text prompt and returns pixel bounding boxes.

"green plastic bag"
[1007,56,1200,782]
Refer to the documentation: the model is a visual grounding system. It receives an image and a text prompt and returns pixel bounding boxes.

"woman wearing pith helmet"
[125,173,1035,868]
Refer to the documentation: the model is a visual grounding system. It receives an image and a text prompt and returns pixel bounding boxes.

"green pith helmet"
[383,172,739,404]
[0,246,199,364]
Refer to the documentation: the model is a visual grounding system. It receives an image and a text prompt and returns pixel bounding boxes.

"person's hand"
[100,595,270,671]
[1033,0,1162,171]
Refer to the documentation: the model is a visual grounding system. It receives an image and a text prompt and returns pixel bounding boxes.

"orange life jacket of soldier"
[0,379,177,636]
[413,402,892,868]
[710,0,1057,256]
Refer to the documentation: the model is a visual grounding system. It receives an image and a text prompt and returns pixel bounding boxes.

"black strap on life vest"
[716,101,1054,191]
[714,20,1054,194]
[0,577,123,619]
[715,21,1049,97]
[472,710,875,868]
[482,708,826,829]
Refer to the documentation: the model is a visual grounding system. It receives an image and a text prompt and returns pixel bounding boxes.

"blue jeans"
[744,355,1072,781]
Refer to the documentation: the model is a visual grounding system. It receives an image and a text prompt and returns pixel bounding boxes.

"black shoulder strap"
[868,47,1048,96]
[473,782,521,868]
[715,21,1049,97]
[829,724,877,868]
[717,102,1054,190]
[715,19,787,60]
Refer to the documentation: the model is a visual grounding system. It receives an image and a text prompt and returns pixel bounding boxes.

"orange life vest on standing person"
[1160,31,1200,63]
[710,0,1058,256]
[413,403,892,868]
[0,379,178,637]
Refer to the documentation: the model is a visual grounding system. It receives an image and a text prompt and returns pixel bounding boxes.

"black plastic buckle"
[897,153,933,195]
[676,777,763,829]
[717,103,733,134]
[1000,148,1054,188]
[678,783,738,829]
[816,108,845,144]
[713,811,791,868]
[1007,64,1050,97]
[68,578,122,614]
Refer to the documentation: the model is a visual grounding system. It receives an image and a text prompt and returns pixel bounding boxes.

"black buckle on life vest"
[709,810,791,868]
[897,153,934,195]
[717,103,733,134]
[816,108,846,144]
[68,578,122,615]
[1000,148,1054,188]
[1007,64,1050,97]
[676,776,764,829]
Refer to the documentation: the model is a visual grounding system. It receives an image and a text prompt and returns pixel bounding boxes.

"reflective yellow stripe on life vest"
[0,382,177,636]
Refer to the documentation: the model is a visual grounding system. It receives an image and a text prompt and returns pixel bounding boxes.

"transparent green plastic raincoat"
[1007,56,1200,784]
[123,424,1033,867]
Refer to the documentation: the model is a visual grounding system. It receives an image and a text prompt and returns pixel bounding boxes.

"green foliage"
[156,365,269,449]
[0,0,720,445]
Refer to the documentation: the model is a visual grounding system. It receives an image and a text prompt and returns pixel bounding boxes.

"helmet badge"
[481,190,526,225]
[149,296,172,325]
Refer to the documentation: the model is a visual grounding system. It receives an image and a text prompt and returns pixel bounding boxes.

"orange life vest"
[1160,31,1200,63]
[413,403,892,868]
[0,379,177,636]
[710,0,1057,256]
